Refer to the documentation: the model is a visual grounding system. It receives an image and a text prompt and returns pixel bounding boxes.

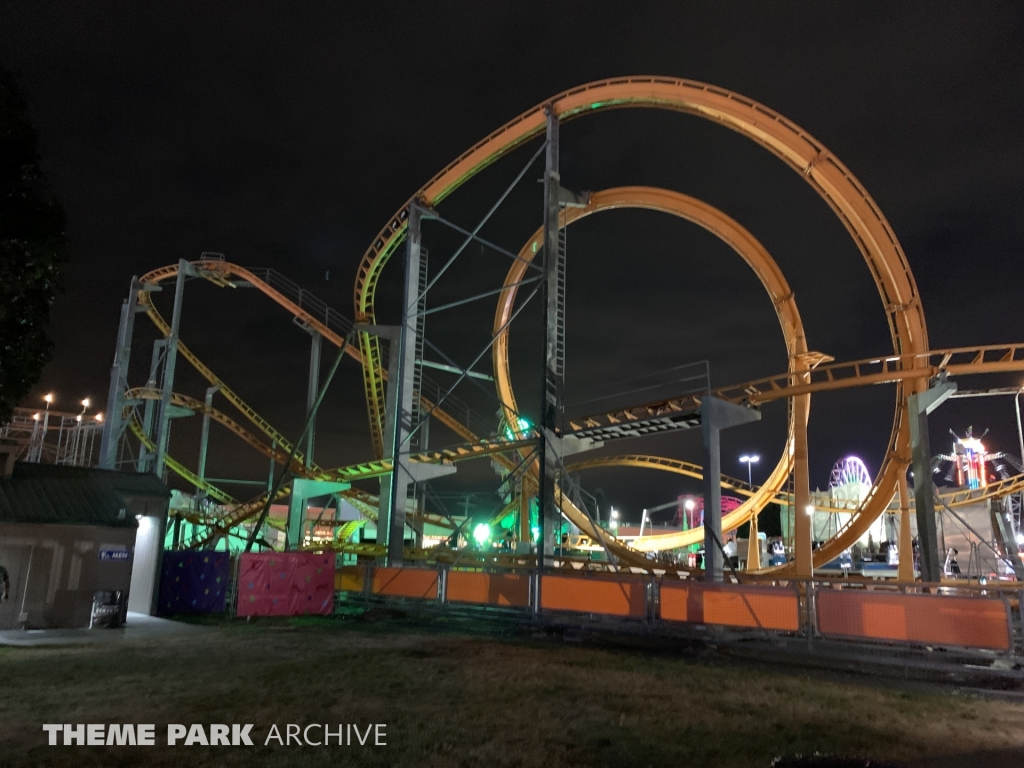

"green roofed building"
[0,460,169,629]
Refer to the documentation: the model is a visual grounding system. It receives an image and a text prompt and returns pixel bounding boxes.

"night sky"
[2,2,1023,522]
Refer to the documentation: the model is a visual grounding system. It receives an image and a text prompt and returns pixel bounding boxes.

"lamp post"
[739,454,760,487]
[73,398,91,466]
[37,393,54,462]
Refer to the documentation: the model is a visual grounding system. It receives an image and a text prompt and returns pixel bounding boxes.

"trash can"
[90,590,128,629]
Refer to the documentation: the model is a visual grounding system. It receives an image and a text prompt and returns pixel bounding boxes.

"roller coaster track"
[349,77,1024,573]
[352,77,930,469]
[322,437,537,482]
[122,378,466,541]
[132,255,1024,563]
[713,344,1024,405]
[566,455,784,503]
[492,188,803,559]
[125,415,238,506]
[565,454,1024,545]
[132,259,537,548]
[124,387,320,477]
[138,261,502,456]
[127,79,1024,571]
[934,473,1024,509]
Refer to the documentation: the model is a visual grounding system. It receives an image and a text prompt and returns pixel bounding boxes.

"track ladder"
[409,248,428,452]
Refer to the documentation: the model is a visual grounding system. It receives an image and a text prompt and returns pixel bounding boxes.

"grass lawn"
[1,613,1023,768]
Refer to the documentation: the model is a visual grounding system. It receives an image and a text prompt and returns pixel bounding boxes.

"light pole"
[37,393,53,462]
[739,454,760,487]
[73,398,91,466]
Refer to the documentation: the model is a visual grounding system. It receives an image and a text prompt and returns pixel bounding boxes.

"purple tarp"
[158,551,230,615]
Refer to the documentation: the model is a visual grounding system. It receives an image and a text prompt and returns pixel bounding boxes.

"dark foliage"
[0,64,67,423]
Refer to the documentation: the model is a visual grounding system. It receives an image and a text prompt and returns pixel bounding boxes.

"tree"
[0,64,67,424]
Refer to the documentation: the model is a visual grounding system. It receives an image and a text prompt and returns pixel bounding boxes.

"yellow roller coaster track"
[352,77,930,468]
[127,69,1024,570]
[322,437,536,482]
[566,453,1024,536]
[125,415,238,506]
[132,259,539,548]
[138,261,501,455]
[350,77,935,571]
[124,387,320,477]
[122,381,475,543]
[492,187,804,559]
[351,77,1024,573]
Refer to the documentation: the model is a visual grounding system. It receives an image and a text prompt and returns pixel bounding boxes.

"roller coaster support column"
[99,277,143,469]
[908,375,957,583]
[377,204,456,566]
[305,329,322,466]
[746,514,761,570]
[137,339,166,473]
[195,385,220,505]
[535,105,562,567]
[793,391,812,578]
[701,396,760,581]
[897,464,915,582]
[154,259,195,480]
[519,481,532,550]
[287,479,351,549]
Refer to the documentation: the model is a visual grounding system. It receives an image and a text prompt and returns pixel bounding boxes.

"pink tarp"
[237,552,335,617]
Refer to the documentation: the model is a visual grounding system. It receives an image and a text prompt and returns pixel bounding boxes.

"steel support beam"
[305,329,322,467]
[287,478,351,550]
[908,376,957,582]
[380,203,424,566]
[897,465,916,581]
[992,496,1024,581]
[701,396,760,582]
[793,392,812,578]
[267,440,276,496]
[355,323,401,556]
[196,384,219,501]
[746,512,761,570]
[99,277,141,469]
[136,339,166,473]
[153,259,191,479]
[536,105,561,568]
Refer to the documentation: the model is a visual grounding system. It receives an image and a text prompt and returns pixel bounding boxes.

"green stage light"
[503,416,533,441]
[473,523,491,546]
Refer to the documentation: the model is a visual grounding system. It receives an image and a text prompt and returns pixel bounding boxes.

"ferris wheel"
[829,457,872,489]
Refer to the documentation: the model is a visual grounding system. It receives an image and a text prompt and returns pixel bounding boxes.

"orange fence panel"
[336,566,365,593]
[372,567,439,599]
[446,571,530,608]
[540,574,646,618]
[660,582,799,631]
[816,589,1011,651]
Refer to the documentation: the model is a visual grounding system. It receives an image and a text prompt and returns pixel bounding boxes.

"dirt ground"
[2,613,1023,768]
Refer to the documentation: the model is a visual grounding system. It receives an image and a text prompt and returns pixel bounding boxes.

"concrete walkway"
[0,612,211,647]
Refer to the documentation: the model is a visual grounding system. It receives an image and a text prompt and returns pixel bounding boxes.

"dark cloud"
[2,1,1022,518]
